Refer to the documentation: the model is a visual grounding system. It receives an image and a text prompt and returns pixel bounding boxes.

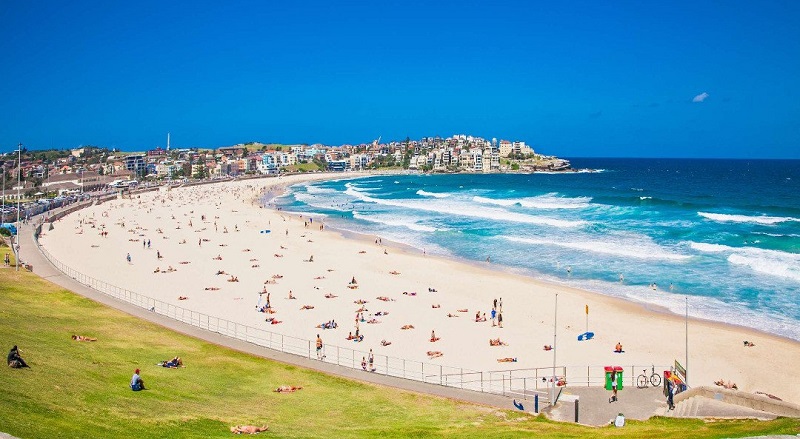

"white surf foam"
[698,212,800,225]
[344,186,586,228]
[506,236,691,261]
[472,193,592,209]
[352,211,439,232]
[416,189,451,198]
[689,241,800,282]
[304,185,337,195]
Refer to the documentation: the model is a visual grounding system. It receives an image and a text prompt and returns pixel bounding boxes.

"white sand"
[38,174,800,404]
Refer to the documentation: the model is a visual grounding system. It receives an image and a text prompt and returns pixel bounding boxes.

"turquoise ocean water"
[271,158,800,341]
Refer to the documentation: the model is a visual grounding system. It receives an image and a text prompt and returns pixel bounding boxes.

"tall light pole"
[16,143,21,271]
[685,295,689,386]
[552,293,558,404]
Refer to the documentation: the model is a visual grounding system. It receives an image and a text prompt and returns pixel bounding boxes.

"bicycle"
[636,365,662,388]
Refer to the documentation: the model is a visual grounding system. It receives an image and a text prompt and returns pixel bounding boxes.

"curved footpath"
[18,200,669,426]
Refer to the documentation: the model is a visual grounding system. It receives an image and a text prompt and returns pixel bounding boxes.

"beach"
[37,173,800,405]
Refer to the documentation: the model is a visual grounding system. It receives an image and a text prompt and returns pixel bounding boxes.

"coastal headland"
[37,173,800,405]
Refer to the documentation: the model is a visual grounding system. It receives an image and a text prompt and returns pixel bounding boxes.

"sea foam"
[698,212,800,225]
[506,236,691,261]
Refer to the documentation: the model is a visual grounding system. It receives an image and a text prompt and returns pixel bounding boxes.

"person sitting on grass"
[230,425,269,434]
[130,368,145,391]
[7,345,29,368]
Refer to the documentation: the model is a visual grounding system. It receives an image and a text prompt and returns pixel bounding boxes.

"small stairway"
[662,395,776,420]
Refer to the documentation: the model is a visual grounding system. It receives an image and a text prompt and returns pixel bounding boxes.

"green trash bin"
[604,366,624,390]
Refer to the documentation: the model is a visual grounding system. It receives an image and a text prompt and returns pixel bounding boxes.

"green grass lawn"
[1,265,798,438]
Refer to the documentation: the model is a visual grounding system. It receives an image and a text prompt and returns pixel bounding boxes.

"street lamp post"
[552,293,558,405]
[16,143,21,271]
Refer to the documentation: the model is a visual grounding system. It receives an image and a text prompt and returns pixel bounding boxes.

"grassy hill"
[1,260,798,438]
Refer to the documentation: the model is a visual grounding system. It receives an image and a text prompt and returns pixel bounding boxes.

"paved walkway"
[549,386,668,426]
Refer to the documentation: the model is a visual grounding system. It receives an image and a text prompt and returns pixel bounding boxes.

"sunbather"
[497,357,517,363]
[71,335,97,342]
[274,385,302,393]
[230,425,269,434]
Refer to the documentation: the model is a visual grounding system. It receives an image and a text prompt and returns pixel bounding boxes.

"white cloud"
[692,92,709,103]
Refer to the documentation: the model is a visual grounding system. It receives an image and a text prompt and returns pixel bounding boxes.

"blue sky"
[1,1,799,158]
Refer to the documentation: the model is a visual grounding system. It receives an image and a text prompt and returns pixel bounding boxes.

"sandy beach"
[37,174,800,404]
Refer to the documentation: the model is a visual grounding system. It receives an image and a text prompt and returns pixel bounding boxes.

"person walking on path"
[316,334,323,360]
[667,378,677,410]
[609,371,619,403]
[368,349,374,372]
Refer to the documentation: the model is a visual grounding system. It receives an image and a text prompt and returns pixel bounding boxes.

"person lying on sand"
[447,313,458,318]
[354,299,368,304]
[432,304,441,309]
[401,325,415,330]
[242,248,251,252]
[178,296,188,300]
[165,266,176,272]
[367,319,379,324]
[427,351,443,359]
[347,285,358,289]
[375,311,388,316]
[376,296,393,302]
[389,270,400,275]
[272,274,284,279]
[403,291,416,296]
[497,357,517,363]
[274,385,302,393]
[154,267,161,273]
[381,339,392,346]
[714,379,738,390]
[743,340,755,347]
[216,270,227,275]
[230,425,269,434]
[324,293,338,299]
[358,250,367,254]
[543,345,553,351]
[489,338,507,346]
[314,276,325,280]
[205,287,220,291]
[228,276,239,282]
[179,261,190,265]
[266,318,282,325]
[300,305,315,310]
[274,254,283,258]
[251,264,260,268]
[355,306,368,313]
[71,335,97,342]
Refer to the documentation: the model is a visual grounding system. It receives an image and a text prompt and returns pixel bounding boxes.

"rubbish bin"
[604,366,624,390]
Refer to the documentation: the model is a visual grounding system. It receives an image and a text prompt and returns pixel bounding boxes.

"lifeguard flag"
[585,305,589,315]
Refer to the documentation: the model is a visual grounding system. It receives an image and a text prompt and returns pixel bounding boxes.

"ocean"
[271,158,800,341]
